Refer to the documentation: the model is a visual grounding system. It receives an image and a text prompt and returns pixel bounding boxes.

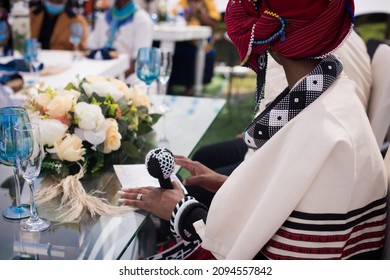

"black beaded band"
[170,196,196,239]
[177,201,208,242]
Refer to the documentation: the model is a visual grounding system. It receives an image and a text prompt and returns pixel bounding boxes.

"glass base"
[2,204,30,220]
[20,217,50,232]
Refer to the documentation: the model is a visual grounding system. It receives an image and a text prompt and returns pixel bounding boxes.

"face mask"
[44,1,65,15]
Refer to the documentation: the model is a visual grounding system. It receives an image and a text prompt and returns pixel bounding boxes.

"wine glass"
[14,122,50,232]
[136,47,160,96]
[0,107,30,219]
[156,49,173,113]
[0,20,9,57]
[155,49,173,148]
[23,38,41,87]
[69,23,83,60]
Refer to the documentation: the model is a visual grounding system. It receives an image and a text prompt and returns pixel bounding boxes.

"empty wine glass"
[155,49,173,148]
[14,122,50,232]
[136,47,160,96]
[0,20,9,56]
[69,22,83,60]
[0,107,30,219]
[156,49,173,113]
[23,38,41,87]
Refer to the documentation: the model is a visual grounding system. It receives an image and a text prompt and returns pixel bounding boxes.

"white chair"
[367,43,390,152]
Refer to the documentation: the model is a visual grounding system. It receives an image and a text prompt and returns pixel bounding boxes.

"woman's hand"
[175,155,228,193]
[118,181,185,221]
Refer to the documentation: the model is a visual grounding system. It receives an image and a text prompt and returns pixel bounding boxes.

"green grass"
[356,22,388,42]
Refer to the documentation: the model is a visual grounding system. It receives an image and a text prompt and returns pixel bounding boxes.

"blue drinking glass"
[69,23,83,60]
[136,47,161,96]
[0,106,30,219]
[23,38,39,70]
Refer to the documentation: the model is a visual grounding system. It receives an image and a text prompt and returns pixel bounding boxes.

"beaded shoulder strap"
[243,55,343,150]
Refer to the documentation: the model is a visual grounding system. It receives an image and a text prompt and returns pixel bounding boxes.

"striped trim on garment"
[262,197,387,259]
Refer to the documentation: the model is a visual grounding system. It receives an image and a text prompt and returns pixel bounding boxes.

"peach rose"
[103,118,122,154]
[47,133,86,162]
[128,84,150,109]
[46,94,75,118]
[34,92,52,109]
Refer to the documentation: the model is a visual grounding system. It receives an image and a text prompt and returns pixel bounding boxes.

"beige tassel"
[35,165,133,223]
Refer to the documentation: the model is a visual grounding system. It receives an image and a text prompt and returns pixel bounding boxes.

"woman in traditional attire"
[119,0,388,260]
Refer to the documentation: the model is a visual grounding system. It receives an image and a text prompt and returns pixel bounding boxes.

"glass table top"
[0,95,226,260]
[0,164,150,260]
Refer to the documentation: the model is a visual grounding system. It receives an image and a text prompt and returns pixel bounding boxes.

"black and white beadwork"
[243,55,343,150]
[145,148,175,189]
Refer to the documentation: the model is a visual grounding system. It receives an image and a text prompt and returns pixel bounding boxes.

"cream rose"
[74,102,105,131]
[34,92,52,109]
[46,94,75,118]
[103,118,122,154]
[47,133,86,162]
[128,84,150,109]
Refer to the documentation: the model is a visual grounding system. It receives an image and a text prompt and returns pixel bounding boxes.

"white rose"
[47,134,85,162]
[29,117,68,147]
[103,118,122,154]
[82,75,129,101]
[56,89,81,100]
[74,102,105,131]
[74,120,109,146]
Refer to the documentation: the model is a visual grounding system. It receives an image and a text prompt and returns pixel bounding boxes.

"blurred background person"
[167,0,221,96]
[0,6,12,56]
[29,0,89,50]
[87,0,154,83]
[135,0,158,17]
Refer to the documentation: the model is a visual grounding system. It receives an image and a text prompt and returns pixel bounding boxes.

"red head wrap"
[225,0,355,72]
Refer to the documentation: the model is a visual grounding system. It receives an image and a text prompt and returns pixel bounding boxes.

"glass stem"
[12,167,22,207]
[161,82,167,105]
[146,84,151,96]
[27,180,38,222]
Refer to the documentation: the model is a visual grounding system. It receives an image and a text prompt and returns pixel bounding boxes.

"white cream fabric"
[197,75,387,259]
[382,150,390,259]
[367,44,390,148]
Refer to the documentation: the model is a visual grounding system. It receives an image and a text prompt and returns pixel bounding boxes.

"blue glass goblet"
[0,106,30,219]
[136,47,161,96]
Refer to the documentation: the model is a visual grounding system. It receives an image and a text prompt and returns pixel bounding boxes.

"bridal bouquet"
[24,75,160,176]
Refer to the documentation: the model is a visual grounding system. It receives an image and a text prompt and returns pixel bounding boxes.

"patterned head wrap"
[225,0,355,72]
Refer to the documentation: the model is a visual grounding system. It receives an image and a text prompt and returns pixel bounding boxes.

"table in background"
[153,24,212,96]
[0,95,226,260]
[5,50,130,105]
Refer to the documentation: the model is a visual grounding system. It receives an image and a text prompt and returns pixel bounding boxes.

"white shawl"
[195,74,387,259]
